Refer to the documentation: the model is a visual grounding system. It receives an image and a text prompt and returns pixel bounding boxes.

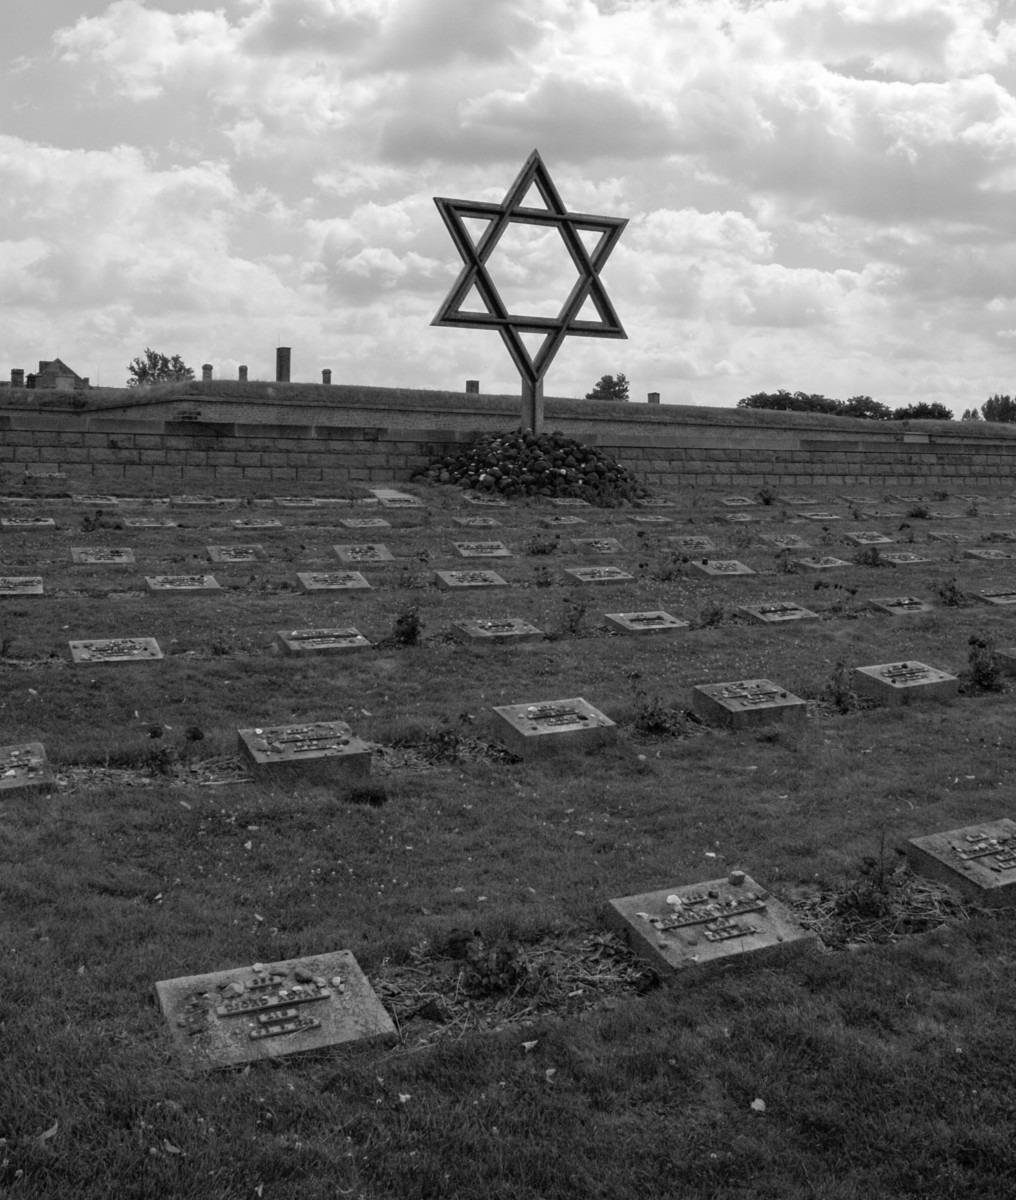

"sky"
[3,0,1016,413]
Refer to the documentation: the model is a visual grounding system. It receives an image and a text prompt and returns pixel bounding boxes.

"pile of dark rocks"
[413,429,647,505]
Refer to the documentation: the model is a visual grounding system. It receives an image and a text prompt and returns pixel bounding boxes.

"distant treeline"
[736,391,954,420]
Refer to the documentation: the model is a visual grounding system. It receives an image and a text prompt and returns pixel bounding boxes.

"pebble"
[330,975,343,988]
[294,966,315,983]
[252,962,265,972]
[223,981,245,997]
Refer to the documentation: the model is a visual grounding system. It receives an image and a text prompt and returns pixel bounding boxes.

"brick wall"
[3,382,1016,491]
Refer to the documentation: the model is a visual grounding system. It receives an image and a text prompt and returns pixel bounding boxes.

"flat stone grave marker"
[207,545,266,564]
[637,497,677,508]
[965,549,1015,562]
[232,518,283,529]
[377,495,423,509]
[781,495,816,505]
[69,637,163,665]
[564,566,635,584]
[452,617,544,644]
[957,494,991,503]
[868,596,934,616]
[146,574,222,595]
[453,516,502,528]
[0,576,44,596]
[274,497,321,507]
[276,627,372,655]
[801,511,843,521]
[840,494,876,505]
[794,556,850,572]
[2,517,56,529]
[435,569,509,589]
[548,497,591,507]
[297,571,371,593]
[463,493,508,506]
[722,512,759,524]
[928,511,963,520]
[603,610,689,635]
[0,742,52,794]
[154,950,395,1072]
[572,537,624,554]
[670,536,717,553]
[629,514,671,524]
[172,495,237,507]
[71,547,135,565]
[843,531,892,546]
[762,533,811,550]
[852,661,958,706]
[688,559,755,577]
[692,679,807,729]
[340,517,391,529]
[904,819,1016,908]
[986,530,1016,542]
[334,544,395,564]
[604,873,816,979]
[720,496,756,507]
[974,588,1016,607]
[72,494,118,505]
[881,551,932,566]
[996,646,1016,675]
[859,509,904,519]
[928,531,970,543]
[238,719,371,784]
[453,541,512,558]
[124,518,178,528]
[540,515,585,527]
[491,697,616,756]
[739,602,819,625]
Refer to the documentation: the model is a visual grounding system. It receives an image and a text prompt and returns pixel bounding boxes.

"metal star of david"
[432,149,627,432]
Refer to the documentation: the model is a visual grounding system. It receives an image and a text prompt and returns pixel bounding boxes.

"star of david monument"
[432,149,627,434]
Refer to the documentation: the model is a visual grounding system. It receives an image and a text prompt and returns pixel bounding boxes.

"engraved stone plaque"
[452,617,544,644]
[1,517,56,529]
[720,496,756,507]
[722,513,759,524]
[237,720,371,784]
[793,556,850,572]
[172,495,237,506]
[297,571,371,592]
[154,950,396,1071]
[0,576,43,596]
[571,538,625,554]
[435,569,509,589]
[761,534,811,550]
[207,545,266,563]
[905,820,1016,908]
[145,574,222,594]
[453,541,513,558]
[964,549,1015,562]
[928,531,970,543]
[453,516,502,528]
[540,515,585,527]
[852,661,958,705]
[71,547,135,565]
[548,497,591,507]
[603,610,689,635]
[491,697,616,757]
[69,637,163,665]
[881,552,932,566]
[72,494,118,505]
[124,518,178,528]
[688,559,755,577]
[339,517,392,529]
[692,679,807,729]
[670,536,717,553]
[276,627,372,655]
[0,742,52,794]
[564,566,635,584]
[232,519,283,529]
[974,589,1016,607]
[334,544,395,564]
[843,531,892,546]
[274,497,321,507]
[868,596,934,616]
[738,602,820,625]
[605,875,817,978]
[463,493,508,507]
[629,514,671,524]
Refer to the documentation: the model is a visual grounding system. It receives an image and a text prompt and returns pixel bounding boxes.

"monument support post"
[521,377,543,434]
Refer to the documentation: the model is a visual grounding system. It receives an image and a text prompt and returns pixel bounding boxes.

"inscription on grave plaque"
[852,660,958,705]
[975,589,1016,607]
[603,610,688,635]
[146,574,222,594]
[237,720,371,784]
[0,742,52,794]
[905,820,1016,907]
[564,566,634,584]
[208,545,265,563]
[155,951,396,1071]
[1,517,56,529]
[453,541,512,558]
[0,576,44,596]
[739,602,819,625]
[670,536,716,552]
[453,516,502,528]
[435,569,509,589]
[794,556,850,571]
[689,559,755,577]
[868,596,933,616]
[605,874,816,978]
[69,637,163,665]
[71,547,135,565]
[453,617,544,644]
[692,679,807,729]
[491,697,616,756]
[340,517,392,529]
[334,544,395,564]
[276,628,372,655]
[572,538,624,554]
[296,571,371,592]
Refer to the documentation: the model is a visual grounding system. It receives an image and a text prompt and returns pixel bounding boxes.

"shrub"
[968,635,1003,691]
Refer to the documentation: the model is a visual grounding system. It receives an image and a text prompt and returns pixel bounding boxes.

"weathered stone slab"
[548,497,591,507]
[928,531,970,543]
[604,874,816,978]
[852,661,958,705]
[0,742,52,794]
[452,617,544,644]
[339,517,391,529]
[843,531,892,546]
[739,602,819,624]
[0,576,43,596]
[274,497,321,508]
[722,512,760,524]
[603,610,689,635]
[453,516,502,528]
[154,950,396,1072]
[171,495,238,507]
[692,679,807,729]
[491,697,616,756]
[237,720,371,784]
[540,515,585,527]
[793,556,850,572]
[71,547,135,565]
[463,493,508,507]
[973,589,1016,607]
[297,571,371,592]
[637,497,677,508]
[629,514,671,524]
[965,549,1015,562]
[69,637,163,665]
[688,559,755,577]
[453,541,512,558]
[801,511,842,521]
[207,545,266,564]
[564,566,635,584]
[145,574,222,595]
[996,646,1016,675]
[232,518,283,529]
[670,536,717,553]
[719,496,756,507]
[276,628,372,655]
[334,544,395,564]
[571,538,625,554]
[905,820,1016,908]
[1,517,56,529]
[868,596,934,616]
[780,495,817,505]
[986,530,1016,542]
[880,552,932,566]
[435,569,509,589]
[761,534,811,551]
[72,494,118,505]
[124,518,178,528]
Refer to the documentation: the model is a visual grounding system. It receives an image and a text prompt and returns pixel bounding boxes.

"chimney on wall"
[11,369,24,388]
[238,365,248,382]
[465,380,479,394]
[202,364,213,382]
[647,392,660,405]
[276,347,291,382]
[322,369,332,385]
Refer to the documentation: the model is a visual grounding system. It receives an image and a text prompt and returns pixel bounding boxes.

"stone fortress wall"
[3,380,1016,490]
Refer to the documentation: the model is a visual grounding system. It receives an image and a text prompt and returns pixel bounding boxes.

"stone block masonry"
[5,381,1016,490]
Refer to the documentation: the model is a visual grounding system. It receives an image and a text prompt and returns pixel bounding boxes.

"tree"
[841,394,892,420]
[981,394,1016,423]
[890,402,954,421]
[585,372,629,402]
[126,348,194,387]
[960,408,982,421]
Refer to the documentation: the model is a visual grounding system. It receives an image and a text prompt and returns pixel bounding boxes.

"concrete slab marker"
[452,541,513,558]
[276,628,372,655]
[905,820,1016,908]
[333,544,395,564]
[572,538,625,554]
[69,637,163,664]
[563,566,635,584]
[973,589,1016,607]
[452,617,545,644]
[692,679,807,728]
[340,517,392,530]
[238,719,371,785]
[297,571,372,592]
[453,516,502,528]
[207,545,266,563]
[71,547,135,565]
[793,556,850,572]
[0,742,53,794]
[1,517,56,530]
[688,559,755,577]
[603,610,689,635]
[739,602,819,625]
[868,596,934,616]
[0,576,44,596]
[435,569,509,590]
[146,574,222,595]
[852,661,958,705]
[491,697,616,756]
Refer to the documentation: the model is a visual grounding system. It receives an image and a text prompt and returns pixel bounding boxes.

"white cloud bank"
[0,0,1013,409]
